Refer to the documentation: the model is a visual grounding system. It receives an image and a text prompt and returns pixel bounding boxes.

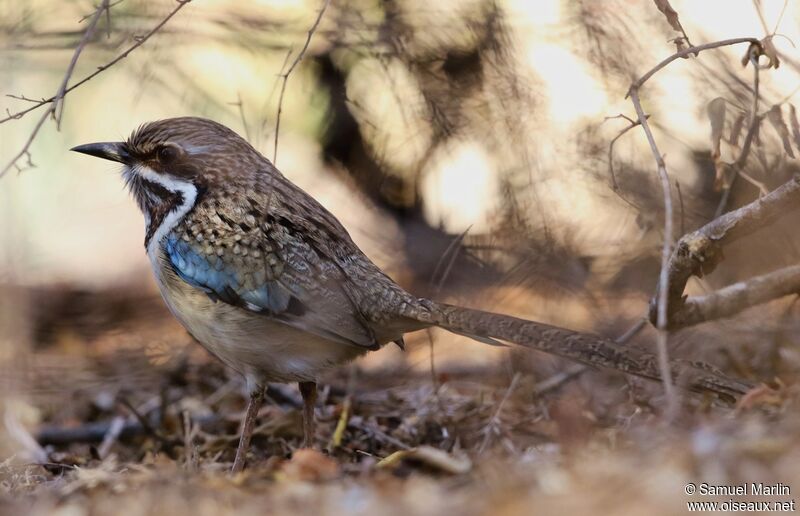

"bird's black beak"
[70,142,131,164]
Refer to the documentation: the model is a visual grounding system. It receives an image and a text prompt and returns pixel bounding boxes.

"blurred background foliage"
[2,0,800,418]
[2,0,800,512]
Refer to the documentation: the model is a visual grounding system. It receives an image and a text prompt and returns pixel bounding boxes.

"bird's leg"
[298,381,317,448]
[231,386,265,474]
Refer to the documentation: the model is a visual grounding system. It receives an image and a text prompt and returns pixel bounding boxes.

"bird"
[71,117,751,472]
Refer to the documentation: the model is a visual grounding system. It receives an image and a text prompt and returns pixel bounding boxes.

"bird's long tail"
[407,300,752,402]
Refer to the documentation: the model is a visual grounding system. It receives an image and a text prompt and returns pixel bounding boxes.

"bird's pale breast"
[147,236,366,387]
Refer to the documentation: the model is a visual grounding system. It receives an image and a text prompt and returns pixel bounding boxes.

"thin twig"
[479,372,520,453]
[54,1,113,129]
[533,364,585,397]
[426,226,472,392]
[627,38,759,96]
[656,176,800,328]
[753,0,770,36]
[625,36,768,417]
[617,317,648,344]
[669,263,800,328]
[431,226,471,294]
[0,0,193,125]
[97,416,125,459]
[272,0,331,164]
[675,180,685,237]
[627,86,678,418]
[5,94,46,104]
[773,0,789,35]
[230,92,252,142]
[118,396,179,448]
[716,37,762,216]
[0,0,110,179]
[426,328,438,391]
[734,55,762,171]
[182,410,198,471]
[607,115,646,192]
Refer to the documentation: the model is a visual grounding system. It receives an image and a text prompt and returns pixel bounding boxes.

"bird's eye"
[157,144,181,164]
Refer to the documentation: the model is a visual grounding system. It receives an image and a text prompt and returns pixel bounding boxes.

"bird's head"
[71,117,266,246]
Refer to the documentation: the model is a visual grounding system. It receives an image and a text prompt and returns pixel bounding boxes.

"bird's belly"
[149,249,365,385]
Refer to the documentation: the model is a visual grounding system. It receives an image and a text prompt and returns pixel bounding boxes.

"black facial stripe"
[141,178,173,201]
[144,189,185,248]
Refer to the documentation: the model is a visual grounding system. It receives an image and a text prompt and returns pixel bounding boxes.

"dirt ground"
[1,285,798,516]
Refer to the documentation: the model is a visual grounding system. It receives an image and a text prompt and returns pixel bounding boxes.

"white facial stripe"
[132,164,198,255]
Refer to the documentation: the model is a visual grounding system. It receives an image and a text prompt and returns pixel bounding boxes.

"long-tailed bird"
[72,117,751,472]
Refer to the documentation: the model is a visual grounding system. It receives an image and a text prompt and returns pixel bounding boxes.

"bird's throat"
[144,188,185,248]
[123,165,199,252]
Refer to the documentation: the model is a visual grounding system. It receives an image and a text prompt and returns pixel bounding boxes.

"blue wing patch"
[163,233,376,350]
[165,235,295,315]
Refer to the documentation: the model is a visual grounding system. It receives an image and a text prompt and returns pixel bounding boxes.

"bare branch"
[669,264,800,328]
[229,92,252,142]
[653,175,800,329]
[675,180,685,236]
[715,53,760,217]
[607,114,645,192]
[772,0,790,36]
[0,0,110,179]
[624,36,778,416]
[627,38,759,96]
[652,0,694,48]
[54,1,114,130]
[0,0,193,126]
[627,87,678,417]
[273,0,331,165]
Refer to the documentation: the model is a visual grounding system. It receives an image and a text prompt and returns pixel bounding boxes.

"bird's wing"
[163,181,380,350]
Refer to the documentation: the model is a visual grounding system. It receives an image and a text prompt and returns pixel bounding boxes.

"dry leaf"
[761,36,781,69]
[376,446,472,475]
[714,161,732,191]
[736,383,784,412]
[789,104,800,153]
[766,105,795,158]
[729,113,745,147]
[707,97,726,160]
[279,448,339,482]
[672,37,688,55]
[329,397,351,449]
[741,42,759,67]
[743,38,781,69]
[753,117,762,146]
[653,0,684,34]
[707,97,728,190]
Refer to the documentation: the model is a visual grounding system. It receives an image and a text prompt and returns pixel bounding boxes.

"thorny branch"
[272,0,331,165]
[0,0,194,180]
